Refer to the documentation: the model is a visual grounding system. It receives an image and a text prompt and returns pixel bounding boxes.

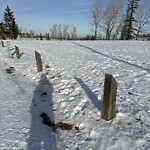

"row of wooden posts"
[1,40,20,59]
[1,40,118,121]
[1,41,42,71]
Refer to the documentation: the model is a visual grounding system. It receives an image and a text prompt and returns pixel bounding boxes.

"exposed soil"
[45,65,50,68]
[40,112,74,132]
[5,67,15,74]
[128,92,133,95]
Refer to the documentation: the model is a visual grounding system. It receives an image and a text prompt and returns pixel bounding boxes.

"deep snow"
[0,40,150,150]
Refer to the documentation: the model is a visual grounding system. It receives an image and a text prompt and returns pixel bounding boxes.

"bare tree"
[71,26,78,40]
[58,24,63,40]
[135,0,150,40]
[103,0,124,40]
[63,25,69,40]
[50,23,58,39]
[50,23,74,40]
[90,0,102,40]
[29,30,34,39]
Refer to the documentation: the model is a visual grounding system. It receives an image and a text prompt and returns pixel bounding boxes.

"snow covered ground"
[0,40,150,150]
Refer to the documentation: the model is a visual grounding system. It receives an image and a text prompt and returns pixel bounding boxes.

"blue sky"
[0,0,128,36]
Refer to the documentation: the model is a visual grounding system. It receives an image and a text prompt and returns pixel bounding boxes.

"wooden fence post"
[102,74,117,121]
[1,41,4,47]
[6,41,12,57]
[15,46,20,59]
[35,51,42,73]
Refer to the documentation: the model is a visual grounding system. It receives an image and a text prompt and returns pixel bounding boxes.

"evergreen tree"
[40,33,43,40]
[3,5,19,39]
[0,22,6,39]
[45,33,50,40]
[121,0,140,40]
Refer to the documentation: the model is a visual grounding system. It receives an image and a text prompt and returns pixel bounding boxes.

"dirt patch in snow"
[40,112,74,132]
[5,67,15,74]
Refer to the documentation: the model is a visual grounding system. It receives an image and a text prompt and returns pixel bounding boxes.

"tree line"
[18,24,78,40]
[0,0,150,40]
[90,0,150,40]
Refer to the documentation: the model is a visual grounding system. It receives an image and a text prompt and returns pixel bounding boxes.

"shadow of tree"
[74,76,102,111]
[27,74,57,150]
[72,42,150,73]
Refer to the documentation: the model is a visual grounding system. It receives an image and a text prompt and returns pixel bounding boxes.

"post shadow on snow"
[74,76,102,111]
[27,74,57,150]
[72,42,150,73]
[11,49,16,57]
[19,52,25,58]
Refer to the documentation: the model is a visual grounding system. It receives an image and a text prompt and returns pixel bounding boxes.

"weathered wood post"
[15,46,20,59]
[6,41,12,57]
[1,41,5,47]
[6,41,10,49]
[35,51,43,73]
[102,74,117,121]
